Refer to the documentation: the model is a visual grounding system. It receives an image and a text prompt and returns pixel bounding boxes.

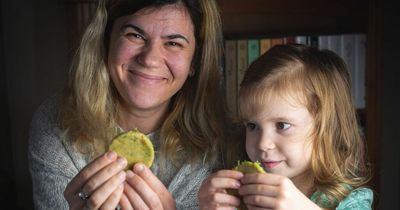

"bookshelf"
[217,0,381,205]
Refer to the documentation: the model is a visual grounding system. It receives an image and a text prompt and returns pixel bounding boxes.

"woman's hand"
[198,170,243,210]
[64,151,127,210]
[120,163,176,210]
[239,173,322,210]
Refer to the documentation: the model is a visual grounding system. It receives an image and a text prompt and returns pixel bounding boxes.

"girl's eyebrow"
[121,23,190,44]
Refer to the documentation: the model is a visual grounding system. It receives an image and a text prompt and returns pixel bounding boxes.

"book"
[260,38,272,55]
[295,36,307,45]
[248,39,260,66]
[237,40,248,90]
[271,38,284,47]
[224,40,238,114]
[341,34,357,107]
[327,35,342,57]
[308,35,319,48]
[284,36,296,44]
[318,35,329,50]
[354,34,367,108]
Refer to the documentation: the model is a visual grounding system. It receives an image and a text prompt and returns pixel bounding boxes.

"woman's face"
[108,4,196,113]
[243,93,315,184]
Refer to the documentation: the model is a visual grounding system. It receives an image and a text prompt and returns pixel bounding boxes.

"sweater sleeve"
[28,97,81,210]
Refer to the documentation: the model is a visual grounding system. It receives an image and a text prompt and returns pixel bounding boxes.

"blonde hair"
[239,44,371,207]
[61,0,229,167]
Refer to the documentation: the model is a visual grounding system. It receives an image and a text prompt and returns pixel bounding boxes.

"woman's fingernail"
[107,151,117,160]
[117,157,127,166]
[126,170,134,178]
[134,163,144,172]
[119,171,126,181]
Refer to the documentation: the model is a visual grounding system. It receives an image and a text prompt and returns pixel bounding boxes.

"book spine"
[237,40,248,89]
[260,38,272,55]
[224,40,238,114]
[248,39,260,66]
[354,34,367,108]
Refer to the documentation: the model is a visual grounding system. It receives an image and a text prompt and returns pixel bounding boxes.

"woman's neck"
[116,101,169,134]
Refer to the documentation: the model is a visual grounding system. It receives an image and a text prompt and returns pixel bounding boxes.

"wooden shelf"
[217,0,368,38]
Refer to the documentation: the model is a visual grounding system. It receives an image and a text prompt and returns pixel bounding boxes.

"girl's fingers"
[200,170,243,192]
[239,184,279,197]
[240,173,283,186]
[213,192,241,207]
[209,176,242,190]
[213,170,244,179]
[242,195,276,209]
[99,184,124,210]
[125,169,163,209]
[123,181,150,210]
[85,171,126,209]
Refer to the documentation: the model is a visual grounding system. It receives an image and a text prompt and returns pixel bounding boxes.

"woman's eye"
[245,122,257,131]
[126,33,145,40]
[166,41,183,47]
[276,122,291,130]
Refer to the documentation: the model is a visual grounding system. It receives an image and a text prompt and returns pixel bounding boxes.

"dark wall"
[0,2,18,209]
[1,0,69,209]
[379,0,400,209]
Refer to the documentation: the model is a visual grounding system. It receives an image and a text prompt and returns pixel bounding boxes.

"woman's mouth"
[129,70,165,84]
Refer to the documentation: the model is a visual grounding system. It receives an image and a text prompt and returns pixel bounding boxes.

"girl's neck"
[116,101,169,134]
[291,169,316,197]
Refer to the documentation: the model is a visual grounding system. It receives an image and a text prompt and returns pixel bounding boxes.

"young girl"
[198,44,373,210]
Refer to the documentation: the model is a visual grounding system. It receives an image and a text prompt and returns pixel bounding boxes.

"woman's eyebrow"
[121,24,146,36]
[121,23,190,44]
[163,34,190,44]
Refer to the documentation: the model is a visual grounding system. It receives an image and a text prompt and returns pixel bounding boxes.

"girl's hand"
[198,170,243,210]
[120,163,176,210]
[239,173,322,210]
[64,151,127,210]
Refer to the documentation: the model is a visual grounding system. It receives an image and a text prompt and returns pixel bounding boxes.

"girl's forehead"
[240,86,309,118]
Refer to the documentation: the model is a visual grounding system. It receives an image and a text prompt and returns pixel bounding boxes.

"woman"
[28,0,231,209]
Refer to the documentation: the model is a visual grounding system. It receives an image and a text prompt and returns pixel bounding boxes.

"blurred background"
[1,0,398,209]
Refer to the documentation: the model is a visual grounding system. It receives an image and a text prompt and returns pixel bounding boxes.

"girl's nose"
[259,132,276,151]
[136,42,162,68]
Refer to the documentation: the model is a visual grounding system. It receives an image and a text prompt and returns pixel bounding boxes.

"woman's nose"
[136,42,162,68]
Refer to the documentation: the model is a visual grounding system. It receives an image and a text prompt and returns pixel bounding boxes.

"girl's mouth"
[263,161,282,169]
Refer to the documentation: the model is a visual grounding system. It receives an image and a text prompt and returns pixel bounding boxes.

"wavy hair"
[239,44,371,207]
[61,0,229,167]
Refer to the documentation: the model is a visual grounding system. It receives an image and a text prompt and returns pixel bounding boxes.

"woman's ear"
[189,67,195,77]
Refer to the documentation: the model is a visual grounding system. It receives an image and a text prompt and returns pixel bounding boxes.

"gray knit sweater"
[28,96,214,210]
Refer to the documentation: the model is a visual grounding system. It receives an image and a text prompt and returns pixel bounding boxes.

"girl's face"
[108,4,196,113]
[244,93,315,183]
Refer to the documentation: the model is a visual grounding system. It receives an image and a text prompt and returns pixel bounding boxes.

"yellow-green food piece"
[233,160,266,174]
[230,161,266,210]
[108,128,154,170]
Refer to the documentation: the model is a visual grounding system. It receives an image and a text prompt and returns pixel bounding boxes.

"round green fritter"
[109,129,154,170]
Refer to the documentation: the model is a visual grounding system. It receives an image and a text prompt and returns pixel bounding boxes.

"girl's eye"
[276,122,291,130]
[245,122,257,131]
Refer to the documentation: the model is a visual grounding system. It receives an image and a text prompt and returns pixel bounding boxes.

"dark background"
[1,0,399,209]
